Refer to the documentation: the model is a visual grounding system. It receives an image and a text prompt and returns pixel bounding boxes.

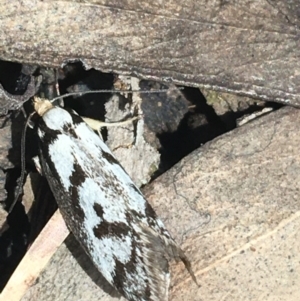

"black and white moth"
[32,97,196,301]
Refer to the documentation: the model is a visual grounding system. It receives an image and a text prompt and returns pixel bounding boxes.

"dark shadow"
[59,62,114,119]
[0,60,31,95]
[156,87,227,172]
[0,59,39,290]
[155,87,283,174]
[0,170,30,290]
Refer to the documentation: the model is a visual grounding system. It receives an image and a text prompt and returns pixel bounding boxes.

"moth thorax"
[34,97,54,117]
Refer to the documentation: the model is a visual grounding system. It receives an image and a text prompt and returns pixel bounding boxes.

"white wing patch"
[78,178,128,224]
[92,235,133,282]
[48,135,75,191]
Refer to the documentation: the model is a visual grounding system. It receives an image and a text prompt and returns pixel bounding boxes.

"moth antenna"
[50,87,183,103]
[8,111,36,213]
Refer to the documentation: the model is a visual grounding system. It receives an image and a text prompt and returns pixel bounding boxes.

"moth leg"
[82,116,140,130]
[32,156,43,176]
[82,116,140,138]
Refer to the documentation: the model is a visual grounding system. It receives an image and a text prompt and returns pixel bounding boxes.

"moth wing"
[36,106,190,301]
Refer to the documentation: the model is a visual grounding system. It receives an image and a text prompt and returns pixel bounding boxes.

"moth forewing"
[33,97,196,301]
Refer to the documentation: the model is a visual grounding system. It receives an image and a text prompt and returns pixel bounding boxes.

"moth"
[31,97,196,301]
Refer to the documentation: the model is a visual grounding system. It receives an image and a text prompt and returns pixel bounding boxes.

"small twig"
[0,210,69,301]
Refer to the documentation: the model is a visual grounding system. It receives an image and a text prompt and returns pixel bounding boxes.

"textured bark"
[0,76,36,115]
[0,0,299,106]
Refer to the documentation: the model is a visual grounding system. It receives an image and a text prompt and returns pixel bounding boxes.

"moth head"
[33,97,54,117]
